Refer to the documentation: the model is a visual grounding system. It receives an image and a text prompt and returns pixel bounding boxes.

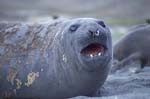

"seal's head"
[60,18,112,72]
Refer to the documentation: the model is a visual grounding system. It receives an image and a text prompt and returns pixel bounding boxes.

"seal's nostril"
[89,30,94,36]
[89,30,100,37]
[95,30,100,36]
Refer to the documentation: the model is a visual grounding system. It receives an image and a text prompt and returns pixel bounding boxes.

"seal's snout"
[88,29,106,38]
[80,43,106,58]
[79,28,108,58]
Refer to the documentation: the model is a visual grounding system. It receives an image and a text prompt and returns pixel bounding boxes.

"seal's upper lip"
[80,43,106,58]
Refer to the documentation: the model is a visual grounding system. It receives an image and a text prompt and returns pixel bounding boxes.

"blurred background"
[0,0,150,43]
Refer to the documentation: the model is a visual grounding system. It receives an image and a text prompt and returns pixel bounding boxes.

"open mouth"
[80,43,106,58]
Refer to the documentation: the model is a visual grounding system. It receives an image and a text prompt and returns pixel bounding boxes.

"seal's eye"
[97,21,106,28]
[69,24,80,32]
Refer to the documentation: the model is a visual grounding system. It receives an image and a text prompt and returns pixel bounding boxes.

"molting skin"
[0,18,112,99]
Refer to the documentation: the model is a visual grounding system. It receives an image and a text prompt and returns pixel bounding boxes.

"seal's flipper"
[111,52,143,73]
[128,60,142,73]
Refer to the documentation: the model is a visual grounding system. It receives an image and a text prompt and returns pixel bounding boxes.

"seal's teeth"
[90,54,93,58]
[98,52,102,56]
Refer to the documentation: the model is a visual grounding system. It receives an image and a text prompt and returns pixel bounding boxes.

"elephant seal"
[112,24,150,73]
[0,18,112,99]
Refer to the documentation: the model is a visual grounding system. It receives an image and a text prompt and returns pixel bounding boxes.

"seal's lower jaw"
[79,43,110,72]
[80,43,106,58]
